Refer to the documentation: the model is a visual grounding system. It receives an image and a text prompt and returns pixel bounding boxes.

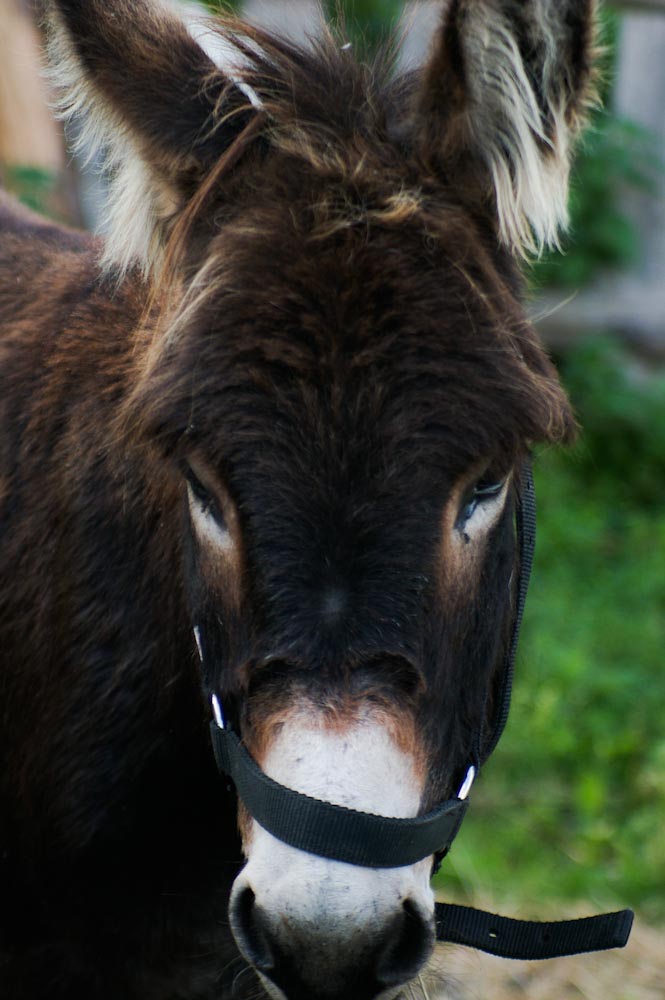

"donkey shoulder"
[0,190,93,253]
[0,192,145,352]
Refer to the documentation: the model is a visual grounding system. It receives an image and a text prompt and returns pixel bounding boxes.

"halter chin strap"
[196,464,634,959]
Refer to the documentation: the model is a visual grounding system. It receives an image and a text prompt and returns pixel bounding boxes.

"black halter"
[197,464,633,960]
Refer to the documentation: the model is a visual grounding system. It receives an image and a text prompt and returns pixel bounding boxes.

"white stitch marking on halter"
[458,765,476,801]
[211,693,225,730]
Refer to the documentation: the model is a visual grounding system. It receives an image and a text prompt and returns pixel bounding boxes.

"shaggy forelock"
[130,190,574,478]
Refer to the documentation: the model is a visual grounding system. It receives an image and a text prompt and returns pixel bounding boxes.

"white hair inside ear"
[48,0,265,280]
[421,0,599,260]
[465,6,570,257]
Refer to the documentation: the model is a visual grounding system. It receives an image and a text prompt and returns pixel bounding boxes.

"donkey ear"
[48,0,262,276]
[418,0,599,255]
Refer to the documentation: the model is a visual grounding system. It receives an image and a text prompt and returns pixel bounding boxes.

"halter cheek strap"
[196,465,634,959]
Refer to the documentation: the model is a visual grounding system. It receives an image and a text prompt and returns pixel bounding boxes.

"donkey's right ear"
[48,0,263,277]
[417,0,599,257]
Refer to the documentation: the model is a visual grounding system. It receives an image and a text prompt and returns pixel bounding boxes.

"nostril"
[375,898,435,989]
[229,885,276,974]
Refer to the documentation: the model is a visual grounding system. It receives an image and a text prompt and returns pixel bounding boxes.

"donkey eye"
[184,466,226,529]
[459,478,505,525]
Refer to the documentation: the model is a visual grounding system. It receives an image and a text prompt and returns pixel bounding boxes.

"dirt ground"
[421,913,663,1000]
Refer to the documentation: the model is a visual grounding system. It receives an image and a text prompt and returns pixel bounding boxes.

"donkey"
[0,1,599,998]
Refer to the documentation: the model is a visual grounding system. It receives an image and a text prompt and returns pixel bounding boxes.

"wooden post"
[0,0,62,170]
[0,0,78,218]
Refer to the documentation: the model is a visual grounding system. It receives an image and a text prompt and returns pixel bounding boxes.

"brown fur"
[0,2,598,998]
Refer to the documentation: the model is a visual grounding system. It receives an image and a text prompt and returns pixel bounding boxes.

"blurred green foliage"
[206,0,403,49]
[2,165,62,221]
[531,6,660,289]
[532,115,660,290]
[326,0,403,52]
[439,337,665,920]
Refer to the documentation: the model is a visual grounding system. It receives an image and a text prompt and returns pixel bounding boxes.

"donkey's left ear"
[418,0,599,255]
[48,0,263,277]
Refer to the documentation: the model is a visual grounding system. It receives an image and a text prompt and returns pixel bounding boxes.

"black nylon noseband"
[209,724,469,868]
[196,463,634,960]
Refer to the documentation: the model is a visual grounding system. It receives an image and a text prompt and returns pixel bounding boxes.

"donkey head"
[49,1,597,996]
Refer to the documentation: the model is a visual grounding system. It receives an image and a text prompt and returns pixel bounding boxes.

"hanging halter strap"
[198,464,634,959]
[434,904,634,960]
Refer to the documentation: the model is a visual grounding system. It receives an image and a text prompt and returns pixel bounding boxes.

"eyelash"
[184,465,504,533]
[184,466,226,529]
[459,478,505,525]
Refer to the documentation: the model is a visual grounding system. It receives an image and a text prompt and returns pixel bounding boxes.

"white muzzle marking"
[234,711,434,937]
